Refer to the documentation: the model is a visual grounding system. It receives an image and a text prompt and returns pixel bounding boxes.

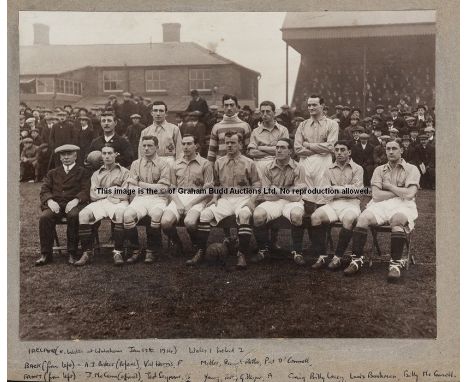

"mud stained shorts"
[128,195,168,221]
[165,193,207,221]
[256,199,304,223]
[317,198,361,223]
[206,195,252,225]
[81,199,129,222]
[365,197,418,230]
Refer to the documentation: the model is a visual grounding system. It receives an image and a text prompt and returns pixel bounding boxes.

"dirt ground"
[18,183,436,340]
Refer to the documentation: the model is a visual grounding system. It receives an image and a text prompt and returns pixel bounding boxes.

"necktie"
[65,166,69,174]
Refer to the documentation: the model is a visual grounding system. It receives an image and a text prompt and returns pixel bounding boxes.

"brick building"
[20,23,260,111]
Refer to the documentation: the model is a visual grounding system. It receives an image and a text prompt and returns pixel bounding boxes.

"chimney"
[33,23,50,45]
[162,23,181,43]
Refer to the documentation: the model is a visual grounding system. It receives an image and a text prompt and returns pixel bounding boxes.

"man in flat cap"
[75,115,98,165]
[415,104,428,130]
[373,135,390,167]
[49,111,77,168]
[126,114,146,159]
[276,104,293,132]
[390,106,408,132]
[330,104,343,120]
[120,91,137,131]
[351,132,374,186]
[20,137,39,182]
[186,89,209,121]
[401,135,420,166]
[339,105,351,130]
[340,115,362,142]
[36,144,90,266]
[369,125,382,147]
[416,134,435,189]
[424,125,436,147]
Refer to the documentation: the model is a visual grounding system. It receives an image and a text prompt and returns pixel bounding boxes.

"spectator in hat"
[75,116,98,165]
[249,108,262,130]
[369,125,382,147]
[322,105,329,117]
[180,111,207,157]
[30,128,42,146]
[26,117,36,130]
[20,137,39,182]
[141,97,153,126]
[363,117,373,134]
[120,91,137,130]
[373,135,390,166]
[415,104,428,130]
[401,135,420,166]
[389,127,399,141]
[186,89,209,120]
[375,104,386,120]
[35,144,90,266]
[351,132,374,186]
[49,111,77,168]
[424,126,436,147]
[205,105,219,133]
[340,115,362,142]
[409,127,420,148]
[338,106,351,129]
[276,104,293,132]
[348,125,365,147]
[126,114,146,158]
[416,134,435,189]
[106,95,121,119]
[330,105,343,120]
[390,106,408,132]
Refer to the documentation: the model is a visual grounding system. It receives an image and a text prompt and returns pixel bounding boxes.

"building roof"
[282,11,436,29]
[20,42,260,76]
[282,11,436,41]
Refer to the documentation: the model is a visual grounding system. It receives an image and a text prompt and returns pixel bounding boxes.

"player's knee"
[311,210,325,226]
[341,212,358,230]
[123,208,137,223]
[200,209,214,223]
[150,209,163,223]
[253,208,267,226]
[290,208,304,226]
[356,211,373,228]
[160,213,175,230]
[390,213,407,230]
[238,209,251,224]
[184,214,199,231]
[113,209,125,223]
[79,209,93,224]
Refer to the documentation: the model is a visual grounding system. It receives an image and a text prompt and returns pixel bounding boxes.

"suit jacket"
[402,145,420,166]
[88,134,134,168]
[416,144,435,169]
[74,126,99,165]
[49,120,76,150]
[391,116,407,133]
[186,97,209,118]
[126,122,146,159]
[351,143,375,167]
[40,165,90,210]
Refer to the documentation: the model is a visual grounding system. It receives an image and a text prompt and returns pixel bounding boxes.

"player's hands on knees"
[47,199,60,214]
[65,198,79,213]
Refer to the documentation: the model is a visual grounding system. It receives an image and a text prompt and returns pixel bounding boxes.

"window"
[54,78,82,96]
[36,78,54,94]
[103,70,124,92]
[189,68,211,91]
[145,70,167,92]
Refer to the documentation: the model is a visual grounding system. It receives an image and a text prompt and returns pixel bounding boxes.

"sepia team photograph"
[14,9,439,342]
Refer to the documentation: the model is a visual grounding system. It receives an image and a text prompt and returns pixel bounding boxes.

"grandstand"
[282,11,436,116]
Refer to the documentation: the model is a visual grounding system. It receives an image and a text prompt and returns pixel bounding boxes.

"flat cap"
[389,127,399,133]
[108,95,117,99]
[43,108,52,113]
[143,97,152,102]
[293,116,305,122]
[55,144,80,154]
[406,116,416,121]
[351,125,365,132]
[363,117,373,122]
[391,106,399,112]
[401,135,411,141]
[26,117,36,124]
[342,106,351,111]
[359,133,370,139]
[375,104,384,109]
[424,126,436,133]
[335,105,343,109]
[79,116,90,121]
[122,91,132,97]
[130,114,141,119]
[22,137,33,143]
[280,104,290,109]
[417,104,426,110]
[57,111,67,116]
[209,105,218,111]
[372,115,382,121]
[189,111,202,117]
[418,134,429,140]
[380,135,391,140]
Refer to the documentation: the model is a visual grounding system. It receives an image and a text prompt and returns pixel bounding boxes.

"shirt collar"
[310,114,326,123]
[180,153,203,165]
[103,134,115,142]
[142,155,160,166]
[152,120,168,130]
[98,162,122,173]
[226,152,242,162]
[258,122,279,133]
[384,158,406,171]
[272,158,295,170]
[63,162,76,173]
[330,158,353,170]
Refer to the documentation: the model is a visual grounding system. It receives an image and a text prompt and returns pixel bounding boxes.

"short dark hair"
[102,143,117,152]
[308,94,325,105]
[222,94,239,107]
[190,89,199,96]
[152,101,168,112]
[224,130,243,142]
[141,135,159,146]
[334,140,352,150]
[63,104,72,109]
[277,137,292,149]
[182,134,199,145]
[100,112,115,121]
[259,100,276,112]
